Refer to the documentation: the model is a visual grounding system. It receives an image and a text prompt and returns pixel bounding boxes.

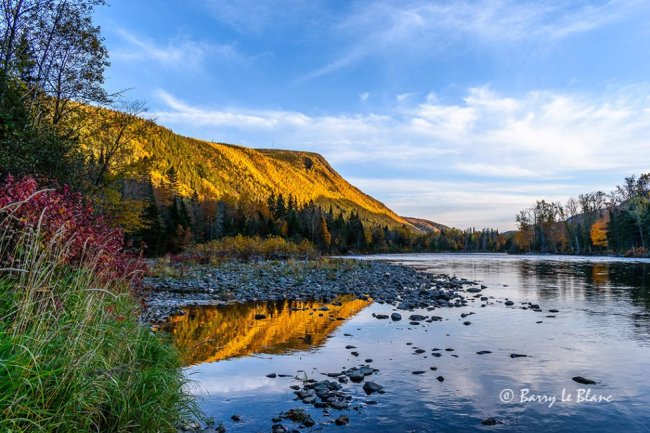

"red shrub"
[0,175,145,288]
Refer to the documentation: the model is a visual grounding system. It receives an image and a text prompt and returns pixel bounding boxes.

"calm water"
[165,254,650,432]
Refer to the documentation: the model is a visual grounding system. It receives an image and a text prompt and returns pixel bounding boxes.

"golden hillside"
[114,115,411,228]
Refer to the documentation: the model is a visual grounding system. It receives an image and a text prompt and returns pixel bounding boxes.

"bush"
[0,175,144,287]
[188,235,319,262]
[0,177,196,432]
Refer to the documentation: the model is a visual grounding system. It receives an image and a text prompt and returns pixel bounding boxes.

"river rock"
[330,400,349,410]
[335,416,349,426]
[346,369,365,383]
[272,423,288,433]
[481,417,503,426]
[572,376,596,385]
[363,381,383,395]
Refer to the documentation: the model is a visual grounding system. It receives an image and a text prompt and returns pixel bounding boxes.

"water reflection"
[515,260,650,307]
[170,254,650,432]
[163,295,371,366]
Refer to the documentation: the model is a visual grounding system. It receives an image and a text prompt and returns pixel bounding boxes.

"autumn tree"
[515,210,534,252]
[590,216,609,249]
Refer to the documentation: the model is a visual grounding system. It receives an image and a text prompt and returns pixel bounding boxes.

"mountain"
[403,217,449,234]
[122,119,412,228]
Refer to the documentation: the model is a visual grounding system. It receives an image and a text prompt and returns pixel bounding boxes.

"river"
[164,253,650,432]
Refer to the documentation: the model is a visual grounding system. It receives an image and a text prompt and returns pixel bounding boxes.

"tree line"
[514,174,650,255]
[133,175,510,256]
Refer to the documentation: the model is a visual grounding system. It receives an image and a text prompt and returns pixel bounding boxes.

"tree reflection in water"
[162,295,371,366]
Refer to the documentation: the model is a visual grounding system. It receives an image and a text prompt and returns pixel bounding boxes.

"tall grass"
[0,183,196,432]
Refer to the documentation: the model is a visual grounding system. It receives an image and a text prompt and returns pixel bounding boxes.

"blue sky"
[96,0,650,230]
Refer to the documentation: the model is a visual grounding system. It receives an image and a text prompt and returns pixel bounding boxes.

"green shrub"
[0,190,196,432]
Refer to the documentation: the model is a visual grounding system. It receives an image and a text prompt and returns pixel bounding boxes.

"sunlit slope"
[134,121,411,227]
[403,217,449,234]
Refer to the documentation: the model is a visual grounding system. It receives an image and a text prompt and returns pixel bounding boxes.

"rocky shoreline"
[142,258,483,326]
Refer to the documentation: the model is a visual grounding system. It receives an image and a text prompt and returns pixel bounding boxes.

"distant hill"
[403,216,449,234]
[106,112,413,228]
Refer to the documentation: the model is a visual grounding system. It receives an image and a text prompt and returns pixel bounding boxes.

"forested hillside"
[106,117,409,229]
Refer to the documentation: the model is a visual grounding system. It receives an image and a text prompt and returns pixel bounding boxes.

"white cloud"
[151,85,650,229]
[359,92,371,102]
[396,93,415,103]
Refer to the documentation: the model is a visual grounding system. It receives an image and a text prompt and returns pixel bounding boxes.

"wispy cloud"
[303,0,640,78]
[112,28,238,69]
[152,85,650,229]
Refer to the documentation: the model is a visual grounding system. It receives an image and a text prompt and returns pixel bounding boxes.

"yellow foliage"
[191,235,318,261]
[590,216,609,248]
[514,230,533,251]
[94,188,149,234]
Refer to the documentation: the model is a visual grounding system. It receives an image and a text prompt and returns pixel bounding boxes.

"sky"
[95,0,650,230]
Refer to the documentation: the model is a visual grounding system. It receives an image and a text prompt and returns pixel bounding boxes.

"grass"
[0,202,197,432]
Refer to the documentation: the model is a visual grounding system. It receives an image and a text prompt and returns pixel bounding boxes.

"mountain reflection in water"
[163,295,371,366]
